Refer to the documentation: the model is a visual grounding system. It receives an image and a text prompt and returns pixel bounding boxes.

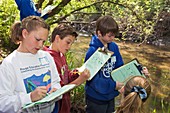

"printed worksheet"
[78,48,112,80]
[111,59,145,83]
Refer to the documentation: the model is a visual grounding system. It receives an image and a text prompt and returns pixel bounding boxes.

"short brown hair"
[96,15,119,36]
[51,24,78,42]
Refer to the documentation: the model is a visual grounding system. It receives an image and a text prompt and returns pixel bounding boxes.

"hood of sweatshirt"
[89,35,104,49]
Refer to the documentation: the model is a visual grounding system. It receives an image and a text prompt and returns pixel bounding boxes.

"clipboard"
[22,84,76,109]
[78,47,112,80]
[111,58,145,84]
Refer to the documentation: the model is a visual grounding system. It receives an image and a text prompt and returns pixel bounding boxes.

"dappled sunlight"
[70,37,170,112]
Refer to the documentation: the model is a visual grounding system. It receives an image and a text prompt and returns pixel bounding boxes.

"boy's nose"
[38,41,44,48]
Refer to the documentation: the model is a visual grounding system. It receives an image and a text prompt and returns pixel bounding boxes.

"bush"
[0,0,19,52]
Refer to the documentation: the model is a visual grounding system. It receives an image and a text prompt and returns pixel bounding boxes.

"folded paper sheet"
[41,5,55,17]
[78,48,112,80]
[111,59,145,84]
[22,84,76,109]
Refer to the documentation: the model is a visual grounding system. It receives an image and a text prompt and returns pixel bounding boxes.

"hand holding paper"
[30,86,48,102]
[23,84,76,109]
[77,48,112,80]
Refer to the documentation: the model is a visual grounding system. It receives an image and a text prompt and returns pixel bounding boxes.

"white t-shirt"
[0,50,61,113]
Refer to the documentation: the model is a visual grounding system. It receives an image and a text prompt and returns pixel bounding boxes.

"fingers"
[81,69,90,79]
[30,86,47,102]
[48,88,57,94]
[116,81,124,90]
[142,67,150,78]
[118,86,125,94]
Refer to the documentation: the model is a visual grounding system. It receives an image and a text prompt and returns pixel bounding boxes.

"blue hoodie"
[85,35,124,103]
[15,0,48,21]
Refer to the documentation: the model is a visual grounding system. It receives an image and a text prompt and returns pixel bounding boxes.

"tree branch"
[49,0,146,25]
[37,0,45,9]
[47,0,71,17]
[45,0,54,7]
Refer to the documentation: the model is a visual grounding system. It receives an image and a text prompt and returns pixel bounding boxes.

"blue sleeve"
[20,0,41,20]
[42,14,48,20]
[15,0,21,9]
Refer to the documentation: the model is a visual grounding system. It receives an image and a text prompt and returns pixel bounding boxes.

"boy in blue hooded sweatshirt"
[15,0,48,21]
[85,15,124,113]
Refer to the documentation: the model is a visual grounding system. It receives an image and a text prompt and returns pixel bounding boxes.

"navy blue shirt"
[85,35,124,103]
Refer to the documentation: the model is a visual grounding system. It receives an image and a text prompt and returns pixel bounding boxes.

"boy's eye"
[42,41,45,44]
[35,37,41,41]
[67,41,73,45]
[108,34,115,37]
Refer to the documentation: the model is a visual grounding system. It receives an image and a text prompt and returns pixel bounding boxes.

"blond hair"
[116,76,151,113]
[10,16,49,44]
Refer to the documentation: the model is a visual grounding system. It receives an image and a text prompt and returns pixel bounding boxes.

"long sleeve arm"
[18,0,48,20]
[0,65,32,113]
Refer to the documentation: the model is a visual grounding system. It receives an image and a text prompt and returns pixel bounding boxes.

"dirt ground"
[71,36,170,71]
[71,36,170,112]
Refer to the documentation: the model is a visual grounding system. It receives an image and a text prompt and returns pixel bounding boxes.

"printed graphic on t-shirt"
[102,56,116,78]
[20,56,50,73]
[60,64,69,84]
[23,70,51,93]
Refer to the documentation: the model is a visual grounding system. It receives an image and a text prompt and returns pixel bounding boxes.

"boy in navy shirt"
[85,15,124,113]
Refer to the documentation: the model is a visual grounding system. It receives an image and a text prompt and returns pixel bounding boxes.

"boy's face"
[22,27,48,54]
[99,32,115,45]
[56,35,76,54]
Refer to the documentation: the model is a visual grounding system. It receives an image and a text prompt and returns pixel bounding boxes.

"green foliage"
[0,0,19,50]
[0,0,169,112]
[66,51,76,70]
[66,50,86,112]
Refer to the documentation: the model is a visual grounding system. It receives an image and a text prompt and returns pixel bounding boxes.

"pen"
[72,71,81,75]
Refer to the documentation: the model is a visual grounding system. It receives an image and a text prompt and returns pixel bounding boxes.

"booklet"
[111,58,145,84]
[41,5,55,17]
[78,48,112,80]
[22,84,76,109]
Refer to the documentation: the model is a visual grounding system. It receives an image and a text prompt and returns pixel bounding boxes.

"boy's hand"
[30,86,47,102]
[142,67,150,78]
[48,88,57,94]
[38,8,42,13]
[116,81,124,90]
[80,68,90,80]
[70,68,90,85]
[118,86,124,94]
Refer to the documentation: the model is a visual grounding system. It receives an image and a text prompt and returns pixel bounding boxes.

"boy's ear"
[55,35,60,42]
[22,29,28,39]
[97,30,102,37]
